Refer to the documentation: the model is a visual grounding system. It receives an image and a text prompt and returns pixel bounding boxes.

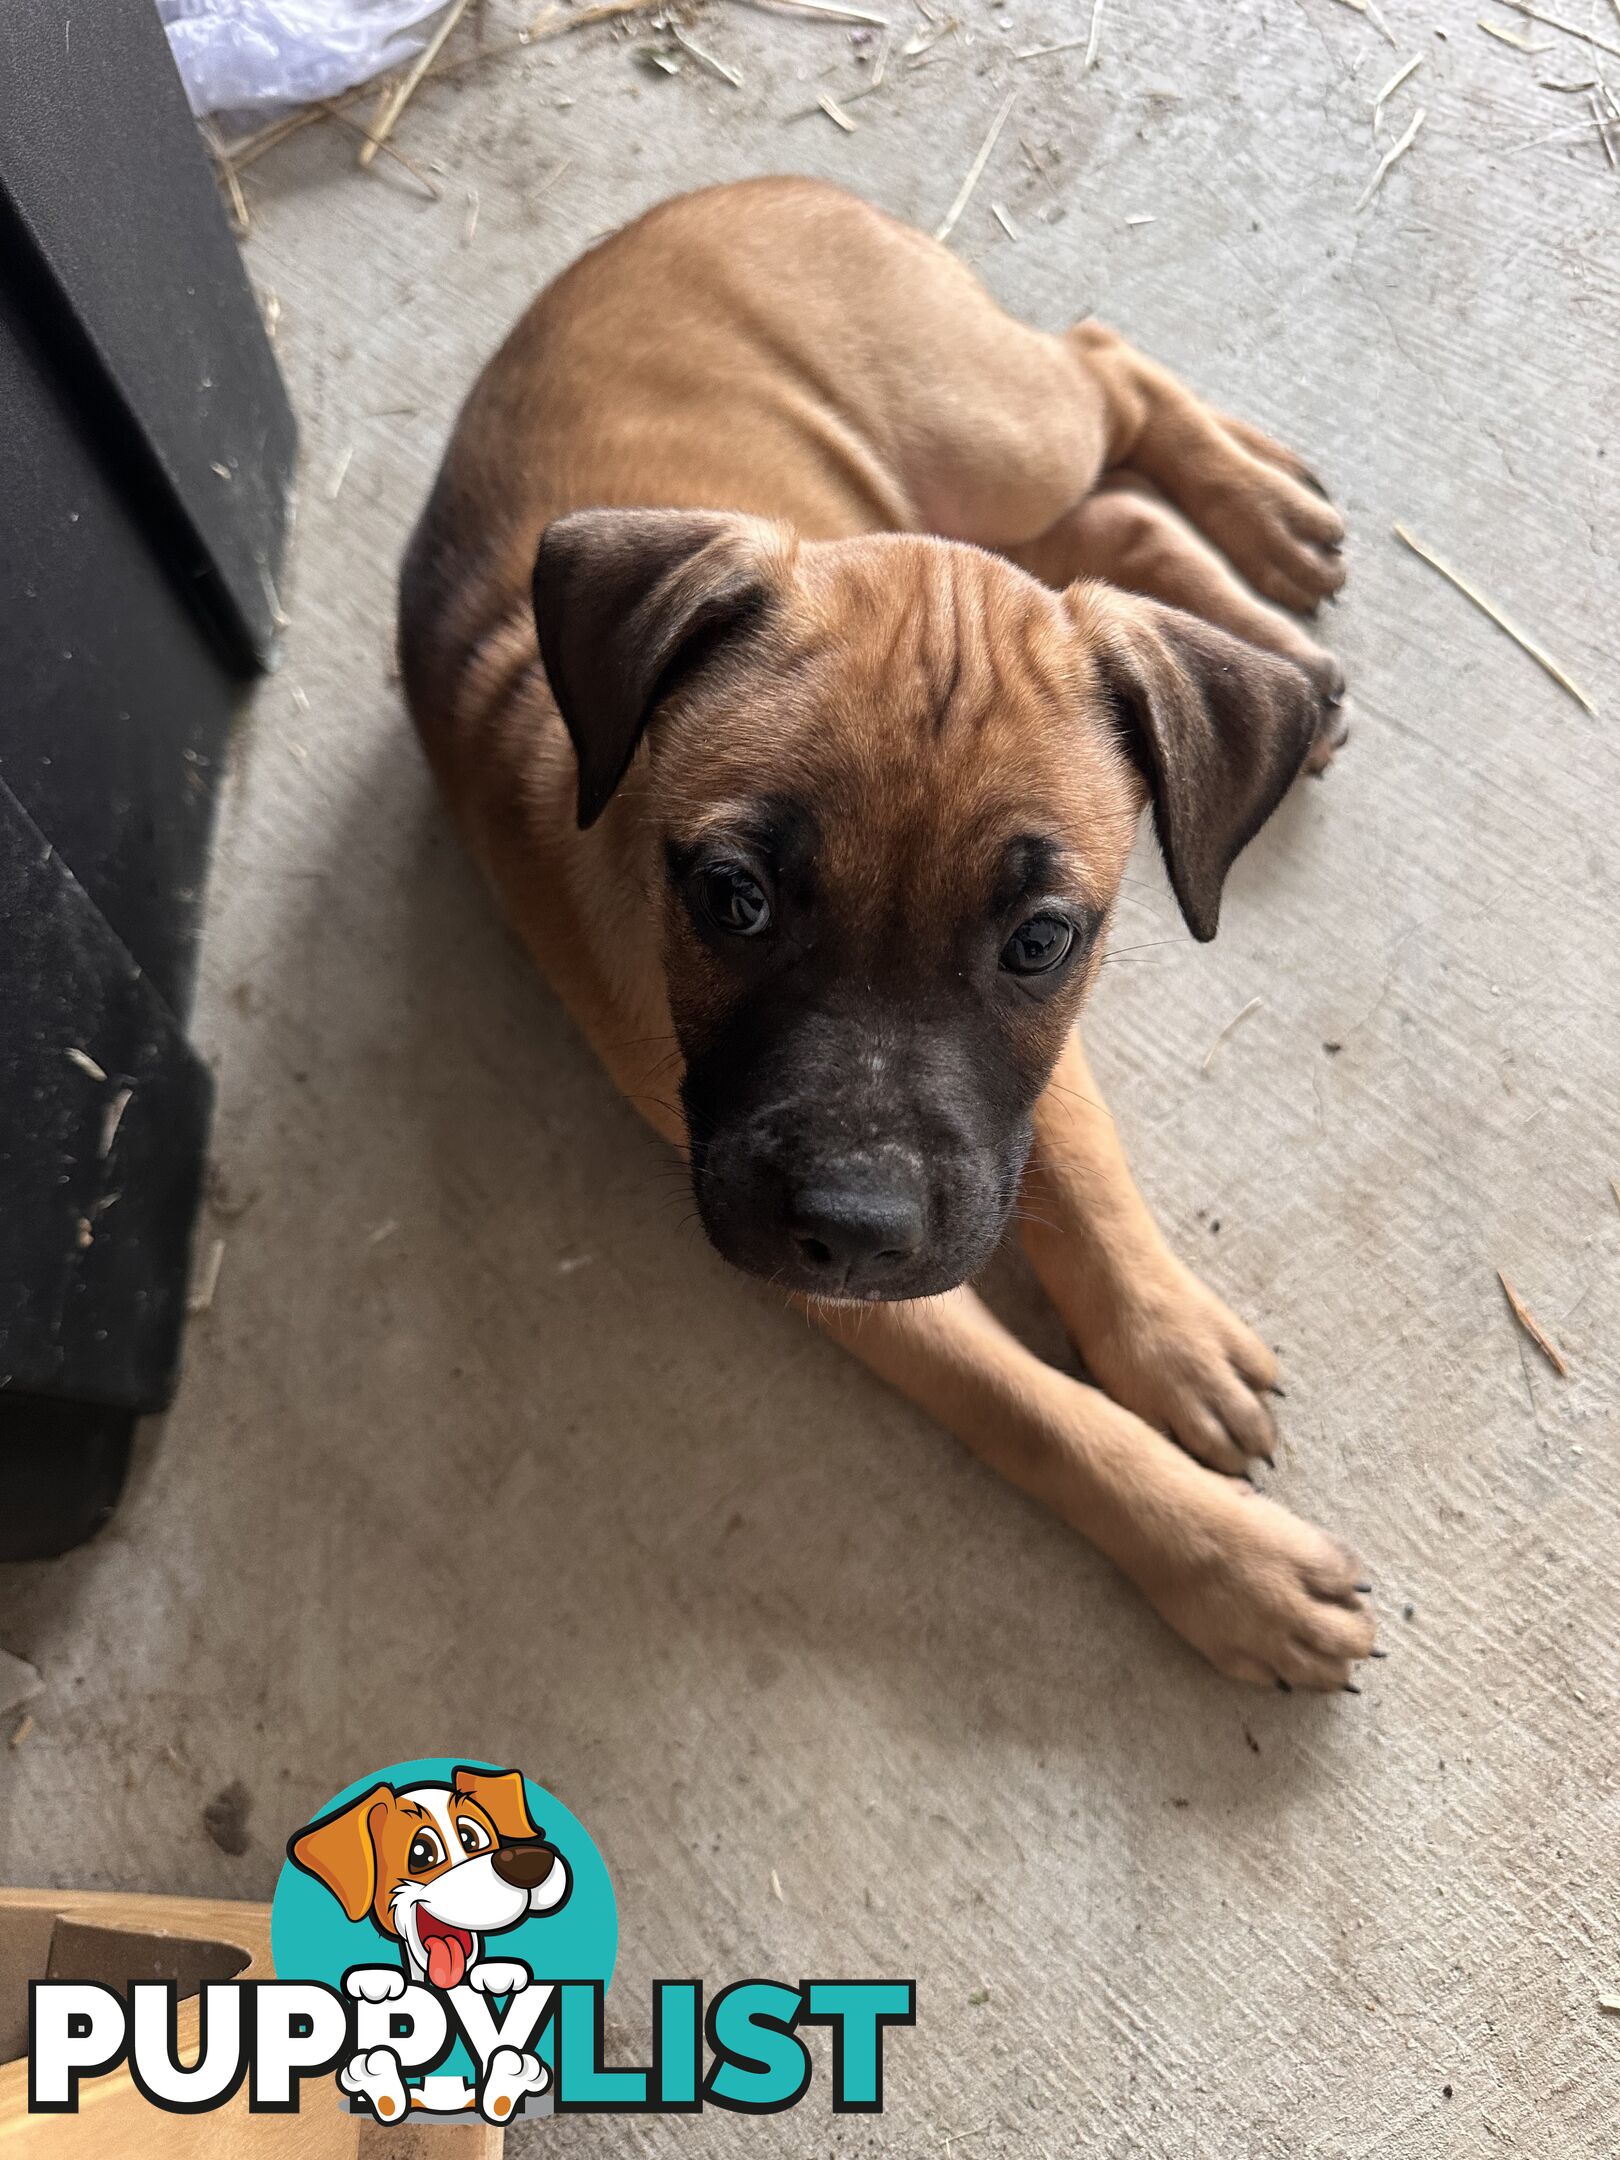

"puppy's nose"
[788,1178,924,1285]
[492,1842,558,1891]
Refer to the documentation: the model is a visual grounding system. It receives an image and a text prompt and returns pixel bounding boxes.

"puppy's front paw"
[345,1966,407,2005]
[1137,1472,1376,1689]
[480,2045,550,2124]
[1070,1258,1280,1478]
[467,1958,531,1997]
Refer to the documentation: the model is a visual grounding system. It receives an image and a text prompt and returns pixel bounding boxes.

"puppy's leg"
[1019,1032,1284,1478]
[536,969,1370,1681]
[814,1285,1373,1687]
[1064,324,1346,615]
[886,288,1342,613]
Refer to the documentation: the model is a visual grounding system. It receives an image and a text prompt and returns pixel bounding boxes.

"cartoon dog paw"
[345,1966,407,2005]
[466,1958,531,1997]
[479,2045,549,2124]
[339,2045,409,2123]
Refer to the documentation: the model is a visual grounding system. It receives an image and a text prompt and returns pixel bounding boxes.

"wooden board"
[0,1890,501,2158]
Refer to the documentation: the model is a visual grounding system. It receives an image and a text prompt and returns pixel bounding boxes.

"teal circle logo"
[271,1758,615,2122]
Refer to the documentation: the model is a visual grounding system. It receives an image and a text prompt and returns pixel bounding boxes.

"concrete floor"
[4,0,1619,2151]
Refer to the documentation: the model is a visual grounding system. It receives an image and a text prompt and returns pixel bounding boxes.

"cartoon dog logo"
[289,1765,571,2122]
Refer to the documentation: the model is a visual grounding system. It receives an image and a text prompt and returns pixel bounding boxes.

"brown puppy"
[399,178,1374,1689]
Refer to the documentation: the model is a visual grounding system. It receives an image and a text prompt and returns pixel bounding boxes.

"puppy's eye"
[1001,913,1074,976]
[407,1830,445,1873]
[699,863,771,937]
[456,1818,492,1856]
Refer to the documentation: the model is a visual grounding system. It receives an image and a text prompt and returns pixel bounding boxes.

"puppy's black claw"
[1343,1681,1362,1695]
[1260,1452,1277,1470]
[1368,1647,1389,1659]
[1354,1581,1373,1595]
[1275,1676,1293,1693]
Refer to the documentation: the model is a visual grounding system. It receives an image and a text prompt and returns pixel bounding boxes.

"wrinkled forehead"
[664,536,1135,910]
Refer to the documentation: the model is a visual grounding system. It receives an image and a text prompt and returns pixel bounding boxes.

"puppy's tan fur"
[400,179,1374,1688]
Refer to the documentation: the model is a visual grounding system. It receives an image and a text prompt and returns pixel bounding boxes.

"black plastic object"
[0,0,296,1556]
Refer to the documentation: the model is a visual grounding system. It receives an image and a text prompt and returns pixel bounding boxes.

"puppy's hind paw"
[480,2046,550,2124]
[339,2046,409,2122]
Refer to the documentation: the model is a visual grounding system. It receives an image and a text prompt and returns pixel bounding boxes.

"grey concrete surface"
[4,1,1619,2153]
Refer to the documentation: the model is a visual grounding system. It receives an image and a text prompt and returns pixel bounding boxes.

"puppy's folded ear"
[452,1765,538,1844]
[288,1786,391,1921]
[534,508,782,829]
[1073,587,1327,942]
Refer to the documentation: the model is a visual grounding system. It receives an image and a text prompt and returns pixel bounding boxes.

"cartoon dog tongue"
[423,1923,469,1990]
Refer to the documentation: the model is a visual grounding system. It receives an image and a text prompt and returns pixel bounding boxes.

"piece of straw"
[668,21,744,83]
[1479,18,1553,50]
[1333,0,1398,44]
[934,90,1016,243]
[1498,1272,1569,1376]
[1392,524,1596,715]
[818,91,858,129]
[320,101,443,193]
[1372,52,1423,133]
[1494,0,1620,58]
[189,1238,227,1316]
[221,150,251,231]
[529,0,662,28]
[1591,87,1619,167]
[1084,0,1106,68]
[1201,997,1263,1075]
[361,0,475,168]
[786,81,878,118]
[901,21,954,57]
[730,0,892,26]
[1354,104,1425,209]
[325,444,356,501]
[100,1086,132,1159]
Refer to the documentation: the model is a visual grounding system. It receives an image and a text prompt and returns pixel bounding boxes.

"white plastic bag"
[158,0,452,118]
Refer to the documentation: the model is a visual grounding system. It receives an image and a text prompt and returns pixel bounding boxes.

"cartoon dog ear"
[1071,584,1328,943]
[533,508,784,831]
[288,1787,391,1922]
[452,1766,539,1845]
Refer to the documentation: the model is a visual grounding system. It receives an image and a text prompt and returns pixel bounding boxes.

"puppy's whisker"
[1101,937,1183,961]
[1041,1081,1105,1113]
[1008,1206,1063,1233]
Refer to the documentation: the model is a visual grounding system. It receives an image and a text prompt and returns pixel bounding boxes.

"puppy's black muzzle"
[683,997,1033,1301]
